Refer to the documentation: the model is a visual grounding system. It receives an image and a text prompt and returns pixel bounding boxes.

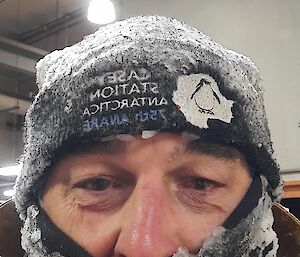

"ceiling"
[0,0,104,103]
[0,0,91,39]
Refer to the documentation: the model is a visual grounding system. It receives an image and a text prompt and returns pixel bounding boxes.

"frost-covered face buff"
[15,15,283,257]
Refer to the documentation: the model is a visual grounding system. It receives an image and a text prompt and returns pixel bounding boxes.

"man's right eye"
[71,176,132,210]
[75,178,110,191]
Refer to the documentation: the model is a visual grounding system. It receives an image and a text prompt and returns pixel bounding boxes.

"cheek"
[43,185,76,224]
[174,185,250,251]
[64,211,120,257]
[43,187,120,257]
[176,203,231,252]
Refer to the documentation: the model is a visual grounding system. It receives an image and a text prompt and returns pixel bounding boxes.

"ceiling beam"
[19,6,88,45]
[0,36,47,75]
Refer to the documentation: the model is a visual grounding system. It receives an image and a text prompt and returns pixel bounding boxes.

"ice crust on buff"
[14,15,283,257]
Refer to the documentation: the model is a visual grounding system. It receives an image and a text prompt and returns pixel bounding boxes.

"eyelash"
[174,177,224,211]
[72,176,132,210]
[75,177,112,191]
[74,176,125,192]
[185,177,223,191]
[74,176,219,191]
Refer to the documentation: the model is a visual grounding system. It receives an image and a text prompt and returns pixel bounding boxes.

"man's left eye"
[76,178,110,191]
[190,178,214,190]
[180,177,223,192]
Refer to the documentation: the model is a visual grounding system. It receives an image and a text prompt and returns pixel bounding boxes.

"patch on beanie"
[81,68,170,133]
[173,73,234,129]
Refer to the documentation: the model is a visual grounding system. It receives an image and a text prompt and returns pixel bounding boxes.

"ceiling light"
[87,0,116,25]
[0,163,22,176]
[3,189,15,197]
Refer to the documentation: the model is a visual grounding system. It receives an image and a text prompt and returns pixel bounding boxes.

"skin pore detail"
[42,132,252,257]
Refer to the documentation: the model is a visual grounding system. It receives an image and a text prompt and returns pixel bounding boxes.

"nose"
[114,181,181,257]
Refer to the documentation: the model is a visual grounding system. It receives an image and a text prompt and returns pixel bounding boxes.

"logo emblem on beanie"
[173,73,234,128]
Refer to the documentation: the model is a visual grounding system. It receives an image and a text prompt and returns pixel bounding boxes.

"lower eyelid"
[72,188,109,204]
[175,184,220,202]
[72,186,132,209]
[174,187,224,212]
[175,189,208,208]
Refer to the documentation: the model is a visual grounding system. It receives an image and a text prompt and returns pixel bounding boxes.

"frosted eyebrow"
[54,140,127,159]
[186,140,242,160]
[76,141,127,156]
[55,137,241,160]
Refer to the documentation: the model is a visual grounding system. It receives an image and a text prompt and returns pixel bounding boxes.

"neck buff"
[20,175,279,257]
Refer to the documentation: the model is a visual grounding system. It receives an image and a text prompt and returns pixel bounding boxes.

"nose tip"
[115,227,179,257]
[130,212,179,256]
[114,184,181,257]
[114,213,180,257]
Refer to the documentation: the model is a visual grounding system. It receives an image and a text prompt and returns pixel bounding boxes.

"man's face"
[43,132,252,257]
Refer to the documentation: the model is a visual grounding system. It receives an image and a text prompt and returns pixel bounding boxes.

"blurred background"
[0,0,299,217]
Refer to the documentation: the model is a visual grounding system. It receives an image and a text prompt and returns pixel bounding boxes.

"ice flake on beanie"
[173,73,234,128]
[141,130,159,139]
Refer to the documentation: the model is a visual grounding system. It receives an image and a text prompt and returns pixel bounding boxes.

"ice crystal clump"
[21,205,64,257]
[173,247,197,257]
[141,130,159,139]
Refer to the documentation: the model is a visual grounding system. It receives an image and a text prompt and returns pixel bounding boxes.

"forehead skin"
[43,132,252,257]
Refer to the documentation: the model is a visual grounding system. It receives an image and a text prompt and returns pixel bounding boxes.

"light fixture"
[0,163,22,176]
[3,189,15,197]
[87,0,116,25]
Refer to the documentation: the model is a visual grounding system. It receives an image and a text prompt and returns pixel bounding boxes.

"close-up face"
[43,132,252,257]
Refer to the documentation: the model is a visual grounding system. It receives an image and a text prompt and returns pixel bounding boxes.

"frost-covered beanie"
[14,14,282,241]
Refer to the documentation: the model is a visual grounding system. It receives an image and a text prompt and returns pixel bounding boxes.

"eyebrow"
[186,139,242,160]
[72,140,127,155]
[54,137,242,162]
[51,140,127,163]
